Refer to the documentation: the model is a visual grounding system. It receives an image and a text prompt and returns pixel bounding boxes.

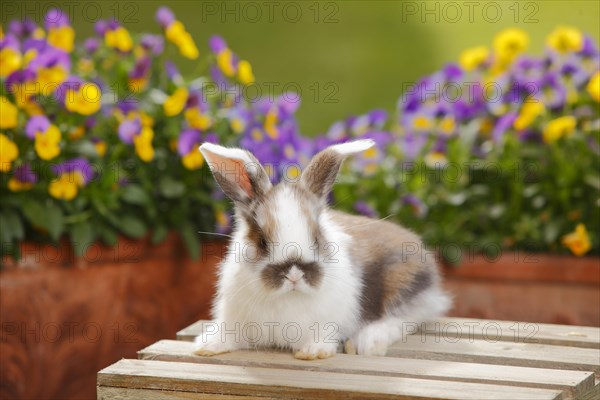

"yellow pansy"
[37,66,68,92]
[182,150,204,170]
[562,224,591,256]
[587,72,600,102]
[178,33,199,59]
[413,115,433,131]
[264,110,279,139]
[216,49,235,77]
[185,108,212,130]
[459,46,489,71]
[105,27,133,52]
[439,116,456,135]
[23,49,38,66]
[237,60,255,84]
[543,116,576,143]
[48,174,79,201]
[163,87,188,117]
[493,28,529,63]
[165,21,198,59]
[513,100,545,131]
[34,125,61,160]
[22,99,44,116]
[133,127,154,162]
[65,83,102,115]
[95,140,107,157]
[47,25,75,52]
[165,21,186,42]
[0,96,18,129]
[0,47,22,77]
[8,178,33,192]
[546,26,583,54]
[0,133,18,172]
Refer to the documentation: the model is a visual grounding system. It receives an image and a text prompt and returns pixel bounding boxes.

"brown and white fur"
[194,140,451,360]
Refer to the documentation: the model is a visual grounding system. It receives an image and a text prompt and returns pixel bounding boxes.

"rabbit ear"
[301,139,375,199]
[199,143,272,203]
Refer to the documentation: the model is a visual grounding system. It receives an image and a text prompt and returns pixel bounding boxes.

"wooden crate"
[98,318,600,399]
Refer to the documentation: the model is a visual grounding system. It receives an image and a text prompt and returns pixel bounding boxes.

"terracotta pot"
[442,252,600,326]
[0,234,226,400]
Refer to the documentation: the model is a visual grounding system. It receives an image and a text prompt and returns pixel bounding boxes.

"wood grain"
[138,339,594,399]
[177,318,600,349]
[419,317,600,349]
[97,358,563,400]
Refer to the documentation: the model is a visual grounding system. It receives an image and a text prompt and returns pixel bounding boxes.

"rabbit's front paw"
[294,342,337,360]
[193,333,235,357]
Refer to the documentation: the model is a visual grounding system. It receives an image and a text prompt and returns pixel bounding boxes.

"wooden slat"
[177,319,600,349]
[176,319,600,374]
[138,340,594,399]
[389,335,600,374]
[98,387,276,399]
[98,359,563,400]
[420,318,600,349]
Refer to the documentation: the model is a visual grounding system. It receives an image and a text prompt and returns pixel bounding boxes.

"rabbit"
[194,139,451,360]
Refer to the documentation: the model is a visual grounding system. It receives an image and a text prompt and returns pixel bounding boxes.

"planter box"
[0,235,226,400]
[443,252,600,327]
[2,239,598,399]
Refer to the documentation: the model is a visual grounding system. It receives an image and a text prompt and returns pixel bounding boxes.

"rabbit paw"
[193,333,235,357]
[294,342,337,360]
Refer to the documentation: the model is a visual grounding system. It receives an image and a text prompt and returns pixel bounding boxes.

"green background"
[3,0,600,134]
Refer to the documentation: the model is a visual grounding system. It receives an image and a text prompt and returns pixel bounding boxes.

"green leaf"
[98,225,118,246]
[4,212,24,240]
[70,223,95,257]
[181,224,200,260]
[22,199,45,226]
[119,216,147,238]
[121,184,149,205]
[0,213,13,243]
[159,177,185,198]
[151,224,168,244]
[45,204,65,241]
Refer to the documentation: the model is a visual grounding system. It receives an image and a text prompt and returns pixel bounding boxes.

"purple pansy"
[25,115,51,139]
[13,163,38,184]
[156,7,175,28]
[118,118,142,144]
[52,158,94,184]
[177,129,202,156]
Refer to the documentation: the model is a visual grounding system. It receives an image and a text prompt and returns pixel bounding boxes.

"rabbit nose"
[285,266,304,283]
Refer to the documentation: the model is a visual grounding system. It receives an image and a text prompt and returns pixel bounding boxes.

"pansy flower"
[156,7,198,59]
[177,129,205,170]
[58,77,102,115]
[25,115,61,160]
[164,87,188,117]
[209,35,254,85]
[8,163,37,191]
[116,110,155,162]
[561,224,591,256]
[99,19,133,53]
[546,26,584,54]
[0,96,18,129]
[49,158,93,201]
[0,133,18,172]
[184,89,213,130]
[0,34,22,78]
[44,8,75,52]
[27,47,71,94]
